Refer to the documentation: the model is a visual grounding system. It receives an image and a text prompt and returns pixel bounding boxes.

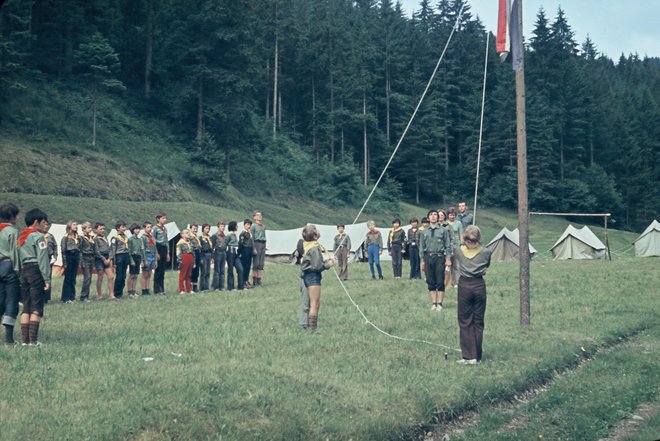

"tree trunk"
[385,67,391,146]
[144,0,153,99]
[560,133,564,181]
[312,78,318,168]
[329,68,335,163]
[415,160,420,205]
[444,130,449,176]
[225,143,231,184]
[363,92,368,185]
[272,3,278,140]
[196,78,204,144]
[92,79,97,147]
[265,61,270,118]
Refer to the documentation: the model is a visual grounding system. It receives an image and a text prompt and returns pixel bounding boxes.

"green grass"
[1,256,658,440]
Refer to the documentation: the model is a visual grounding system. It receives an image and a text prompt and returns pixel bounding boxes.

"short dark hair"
[217,220,225,227]
[156,212,167,220]
[337,224,345,228]
[25,208,48,227]
[427,209,438,219]
[143,221,152,228]
[201,223,211,232]
[243,219,252,226]
[129,223,141,234]
[447,206,456,214]
[94,222,105,230]
[227,221,238,232]
[392,218,401,225]
[421,217,429,224]
[115,220,127,229]
[302,224,319,241]
[0,202,19,222]
[409,218,418,224]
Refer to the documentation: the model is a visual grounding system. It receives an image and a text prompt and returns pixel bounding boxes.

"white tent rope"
[329,6,466,352]
[473,33,489,224]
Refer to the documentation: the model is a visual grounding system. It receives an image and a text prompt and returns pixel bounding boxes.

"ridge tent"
[486,227,537,261]
[549,225,606,260]
[633,220,660,257]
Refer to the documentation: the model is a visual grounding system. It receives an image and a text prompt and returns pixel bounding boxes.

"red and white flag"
[496,0,523,71]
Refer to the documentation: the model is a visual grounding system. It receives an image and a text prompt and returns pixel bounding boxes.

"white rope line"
[331,267,462,352]
[350,4,466,227]
[329,5,466,352]
[472,33,489,225]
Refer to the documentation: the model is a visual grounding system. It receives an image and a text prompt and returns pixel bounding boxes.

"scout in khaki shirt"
[0,202,20,345]
[18,208,51,346]
[111,221,130,299]
[94,223,115,300]
[127,223,146,298]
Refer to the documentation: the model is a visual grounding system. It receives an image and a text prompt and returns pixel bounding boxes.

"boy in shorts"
[94,222,115,300]
[140,221,158,295]
[18,208,51,346]
[300,224,335,332]
[127,223,145,297]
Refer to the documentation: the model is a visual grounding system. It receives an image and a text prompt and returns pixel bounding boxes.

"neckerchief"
[114,233,128,246]
[83,234,95,245]
[145,233,154,247]
[303,240,326,255]
[18,227,39,247]
[389,227,402,243]
[68,233,80,245]
[0,223,12,233]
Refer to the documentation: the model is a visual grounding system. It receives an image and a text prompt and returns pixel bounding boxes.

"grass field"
[1,255,658,440]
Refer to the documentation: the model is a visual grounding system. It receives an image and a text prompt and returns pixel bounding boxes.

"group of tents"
[45,219,660,275]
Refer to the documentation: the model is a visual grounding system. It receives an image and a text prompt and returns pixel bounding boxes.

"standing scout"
[176,229,195,294]
[60,220,80,303]
[333,224,351,281]
[0,203,21,345]
[42,222,58,304]
[249,210,266,287]
[211,221,228,291]
[111,220,130,299]
[457,201,473,229]
[79,222,97,302]
[300,224,335,332]
[226,221,245,291]
[141,221,158,296]
[446,207,464,289]
[239,219,255,288]
[153,213,170,294]
[188,224,202,292]
[388,218,406,280]
[18,208,51,346]
[407,218,421,280]
[127,223,145,298]
[198,224,213,291]
[365,220,384,280]
[419,209,452,311]
[94,222,115,300]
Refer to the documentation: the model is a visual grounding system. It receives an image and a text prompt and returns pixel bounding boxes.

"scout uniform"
[176,237,194,293]
[79,233,97,301]
[300,240,332,332]
[447,219,464,287]
[419,223,452,292]
[94,234,111,269]
[111,232,130,298]
[199,232,213,291]
[226,231,244,290]
[249,221,266,285]
[364,229,383,279]
[189,233,201,292]
[238,227,254,287]
[18,227,50,345]
[153,223,169,294]
[60,232,80,302]
[0,222,20,343]
[387,227,407,279]
[407,226,422,279]
[333,232,351,281]
[457,210,473,229]
[128,234,146,289]
[211,231,228,290]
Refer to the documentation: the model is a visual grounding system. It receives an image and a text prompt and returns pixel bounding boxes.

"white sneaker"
[456,358,477,365]
[431,304,437,311]
[180,291,186,295]
[436,304,443,311]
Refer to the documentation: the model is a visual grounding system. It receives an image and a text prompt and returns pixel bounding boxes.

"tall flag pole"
[497,0,530,325]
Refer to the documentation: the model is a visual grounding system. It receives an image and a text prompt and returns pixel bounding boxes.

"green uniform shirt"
[19,231,51,282]
[61,234,80,254]
[111,233,129,259]
[212,233,228,252]
[419,224,452,261]
[250,223,266,242]
[456,246,491,278]
[0,224,20,273]
[80,234,97,256]
[142,234,157,255]
[199,234,213,253]
[128,235,145,265]
[226,232,239,249]
[333,233,351,251]
[447,220,463,252]
[300,243,331,273]
[153,224,169,251]
[364,231,383,251]
[95,235,111,260]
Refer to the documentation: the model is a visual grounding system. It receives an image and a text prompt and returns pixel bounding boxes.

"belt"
[254,239,266,243]
[0,257,10,261]
[426,252,445,256]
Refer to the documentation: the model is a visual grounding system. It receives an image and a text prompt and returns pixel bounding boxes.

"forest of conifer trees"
[1,0,658,230]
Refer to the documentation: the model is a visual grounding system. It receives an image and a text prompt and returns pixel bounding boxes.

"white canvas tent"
[486,227,537,261]
[550,225,606,260]
[633,220,660,257]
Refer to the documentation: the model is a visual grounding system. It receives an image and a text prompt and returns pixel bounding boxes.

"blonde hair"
[302,224,319,241]
[367,220,375,228]
[80,221,92,230]
[463,225,482,249]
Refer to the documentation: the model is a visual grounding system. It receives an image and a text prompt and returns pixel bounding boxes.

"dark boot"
[307,315,318,333]
[4,325,14,345]
[192,283,198,292]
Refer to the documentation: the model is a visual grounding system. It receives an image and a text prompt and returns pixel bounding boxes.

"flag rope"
[329,5,466,352]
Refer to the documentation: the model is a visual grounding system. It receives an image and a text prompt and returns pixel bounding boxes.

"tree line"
[1,0,658,230]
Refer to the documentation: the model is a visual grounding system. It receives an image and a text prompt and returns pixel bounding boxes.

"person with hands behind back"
[300,224,335,333]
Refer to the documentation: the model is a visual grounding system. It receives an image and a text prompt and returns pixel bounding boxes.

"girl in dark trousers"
[238,219,254,289]
[188,224,202,292]
[211,222,228,290]
[198,224,213,291]
[226,221,244,290]
[455,225,491,365]
[60,220,80,303]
